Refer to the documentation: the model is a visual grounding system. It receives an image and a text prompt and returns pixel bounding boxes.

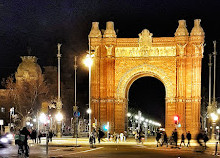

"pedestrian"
[180,133,185,147]
[186,131,191,147]
[196,130,203,147]
[31,129,37,143]
[134,132,138,143]
[98,128,104,143]
[49,130,53,142]
[89,132,94,148]
[116,133,120,143]
[38,131,42,143]
[203,132,209,149]
[162,131,168,147]
[156,129,161,147]
[113,132,117,143]
[20,127,31,157]
[123,131,128,142]
[108,132,111,141]
[173,129,178,147]
[120,132,124,142]
[138,129,144,144]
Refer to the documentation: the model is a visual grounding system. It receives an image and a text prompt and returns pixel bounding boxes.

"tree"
[2,74,48,127]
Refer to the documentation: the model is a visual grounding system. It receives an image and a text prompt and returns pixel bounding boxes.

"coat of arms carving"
[138,29,153,51]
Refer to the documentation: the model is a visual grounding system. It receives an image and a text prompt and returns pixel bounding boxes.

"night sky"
[0,0,220,124]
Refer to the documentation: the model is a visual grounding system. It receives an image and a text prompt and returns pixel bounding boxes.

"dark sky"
[0,0,220,123]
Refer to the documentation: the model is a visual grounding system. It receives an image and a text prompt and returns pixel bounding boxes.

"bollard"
[215,142,218,155]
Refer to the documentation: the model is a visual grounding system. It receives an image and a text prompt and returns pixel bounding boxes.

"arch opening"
[127,76,166,128]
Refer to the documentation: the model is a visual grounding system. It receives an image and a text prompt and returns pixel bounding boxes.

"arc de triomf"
[88,19,204,137]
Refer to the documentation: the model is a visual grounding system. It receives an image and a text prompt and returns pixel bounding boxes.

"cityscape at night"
[0,0,220,157]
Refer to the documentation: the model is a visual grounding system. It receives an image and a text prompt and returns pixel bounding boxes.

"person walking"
[89,132,95,148]
[20,127,31,157]
[98,128,104,143]
[180,133,185,147]
[162,131,168,147]
[31,129,37,143]
[49,130,53,142]
[123,131,128,142]
[38,131,42,144]
[203,132,209,149]
[173,129,178,147]
[186,131,191,147]
[196,130,203,147]
[156,129,161,147]
[120,132,124,142]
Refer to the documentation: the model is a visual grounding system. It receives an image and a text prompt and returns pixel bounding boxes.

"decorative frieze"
[115,46,176,57]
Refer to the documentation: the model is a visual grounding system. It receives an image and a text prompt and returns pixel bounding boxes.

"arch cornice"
[116,64,175,99]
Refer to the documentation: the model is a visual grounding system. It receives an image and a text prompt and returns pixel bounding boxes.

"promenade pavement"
[33,136,220,156]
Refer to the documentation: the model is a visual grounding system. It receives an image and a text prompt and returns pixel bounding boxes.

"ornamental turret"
[175,20,189,37]
[89,22,102,38]
[103,21,117,38]
[190,19,205,36]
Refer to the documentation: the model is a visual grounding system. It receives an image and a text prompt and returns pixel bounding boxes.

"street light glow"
[87,108,91,114]
[134,115,139,120]
[39,113,46,123]
[218,109,220,114]
[84,54,93,68]
[55,112,63,122]
[127,113,131,117]
[211,113,218,121]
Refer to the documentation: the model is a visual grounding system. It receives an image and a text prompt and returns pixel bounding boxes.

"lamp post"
[211,113,218,140]
[86,108,92,134]
[127,113,131,132]
[84,51,93,135]
[73,56,78,146]
[56,43,63,138]
[138,111,142,131]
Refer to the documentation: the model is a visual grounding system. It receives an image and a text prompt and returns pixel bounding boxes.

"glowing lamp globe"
[211,113,218,121]
[87,108,91,114]
[84,54,93,68]
[127,113,131,117]
[56,112,63,122]
[39,113,46,123]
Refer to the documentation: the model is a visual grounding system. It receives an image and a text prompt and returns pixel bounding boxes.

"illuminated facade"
[89,19,205,137]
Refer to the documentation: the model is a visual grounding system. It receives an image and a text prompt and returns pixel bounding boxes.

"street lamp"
[84,53,93,135]
[39,113,46,124]
[127,113,131,117]
[56,43,63,138]
[55,112,63,122]
[211,113,218,140]
[87,108,91,114]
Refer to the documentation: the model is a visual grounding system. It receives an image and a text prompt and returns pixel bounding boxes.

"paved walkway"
[28,136,220,156]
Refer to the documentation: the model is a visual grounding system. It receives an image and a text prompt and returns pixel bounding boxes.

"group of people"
[89,129,128,147]
[89,128,105,147]
[155,128,210,149]
[29,129,53,144]
[15,127,54,157]
[112,131,128,143]
[156,129,192,148]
